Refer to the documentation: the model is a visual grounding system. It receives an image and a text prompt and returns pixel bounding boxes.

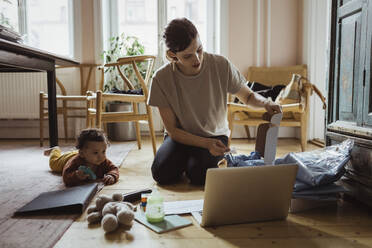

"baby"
[44,128,119,187]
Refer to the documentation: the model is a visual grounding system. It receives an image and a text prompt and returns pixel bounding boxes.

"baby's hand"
[103,175,115,185]
[75,170,90,181]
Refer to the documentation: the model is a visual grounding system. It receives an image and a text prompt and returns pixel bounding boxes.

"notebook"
[14,182,98,215]
[192,164,298,227]
[135,212,192,233]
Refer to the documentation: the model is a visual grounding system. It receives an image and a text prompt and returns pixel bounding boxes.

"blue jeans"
[151,135,228,185]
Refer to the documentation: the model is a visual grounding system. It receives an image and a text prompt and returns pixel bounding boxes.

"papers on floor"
[164,199,203,215]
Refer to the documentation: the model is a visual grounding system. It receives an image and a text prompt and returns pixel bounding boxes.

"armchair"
[228,64,326,152]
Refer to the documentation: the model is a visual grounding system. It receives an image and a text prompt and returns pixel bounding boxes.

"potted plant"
[0,0,14,30]
[102,33,146,92]
[102,33,146,141]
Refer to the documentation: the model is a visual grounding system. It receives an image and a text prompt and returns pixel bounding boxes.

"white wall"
[227,0,329,140]
[299,0,330,140]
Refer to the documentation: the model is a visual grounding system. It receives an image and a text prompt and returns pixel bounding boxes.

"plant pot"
[106,102,137,141]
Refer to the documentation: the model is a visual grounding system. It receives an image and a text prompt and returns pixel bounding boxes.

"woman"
[148,18,282,185]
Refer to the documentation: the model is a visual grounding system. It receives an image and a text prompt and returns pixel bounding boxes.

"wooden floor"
[12,138,372,248]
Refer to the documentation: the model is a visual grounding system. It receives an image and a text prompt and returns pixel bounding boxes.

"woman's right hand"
[205,138,229,156]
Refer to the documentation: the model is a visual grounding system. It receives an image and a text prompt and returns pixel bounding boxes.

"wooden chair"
[86,55,157,156]
[39,64,101,146]
[228,64,325,152]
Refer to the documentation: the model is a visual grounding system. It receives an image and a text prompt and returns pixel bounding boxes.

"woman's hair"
[76,128,109,149]
[163,18,198,53]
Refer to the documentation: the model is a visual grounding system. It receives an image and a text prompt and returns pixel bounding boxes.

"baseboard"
[0,119,40,139]
[0,119,86,139]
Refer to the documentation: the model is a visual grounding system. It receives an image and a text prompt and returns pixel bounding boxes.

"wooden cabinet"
[362,0,372,126]
[327,0,372,206]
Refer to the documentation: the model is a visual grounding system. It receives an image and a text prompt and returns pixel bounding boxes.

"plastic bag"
[225,139,354,191]
[275,139,354,191]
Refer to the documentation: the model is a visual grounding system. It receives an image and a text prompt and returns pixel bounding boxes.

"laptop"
[191,164,298,227]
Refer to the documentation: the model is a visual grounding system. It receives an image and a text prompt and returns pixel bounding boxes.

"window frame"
[103,0,219,68]
[16,0,75,58]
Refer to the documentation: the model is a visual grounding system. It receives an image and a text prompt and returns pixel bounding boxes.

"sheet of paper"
[164,199,204,215]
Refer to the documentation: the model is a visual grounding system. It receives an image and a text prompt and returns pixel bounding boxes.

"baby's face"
[80,141,107,166]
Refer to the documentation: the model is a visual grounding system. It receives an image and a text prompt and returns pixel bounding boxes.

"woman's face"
[170,36,204,76]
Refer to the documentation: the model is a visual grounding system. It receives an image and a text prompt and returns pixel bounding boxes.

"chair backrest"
[99,55,156,98]
[247,65,307,87]
[56,64,102,95]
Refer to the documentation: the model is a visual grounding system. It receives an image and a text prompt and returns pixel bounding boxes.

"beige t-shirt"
[148,52,246,137]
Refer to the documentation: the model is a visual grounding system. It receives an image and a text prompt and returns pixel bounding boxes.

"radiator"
[0,72,162,136]
[0,72,48,119]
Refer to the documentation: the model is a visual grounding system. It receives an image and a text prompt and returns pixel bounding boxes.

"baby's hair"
[76,128,109,149]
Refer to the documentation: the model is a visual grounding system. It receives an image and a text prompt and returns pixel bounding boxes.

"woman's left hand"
[264,100,282,115]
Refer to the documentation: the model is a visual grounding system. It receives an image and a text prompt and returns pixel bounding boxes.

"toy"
[86,193,136,233]
[78,165,97,180]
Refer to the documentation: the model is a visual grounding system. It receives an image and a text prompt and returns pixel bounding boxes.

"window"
[0,0,19,32]
[106,0,216,63]
[167,0,207,49]
[118,0,158,55]
[0,0,74,58]
[25,0,73,57]
[124,0,146,23]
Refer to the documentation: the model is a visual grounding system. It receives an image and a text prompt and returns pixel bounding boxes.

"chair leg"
[227,110,234,147]
[244,125,251,139]
[146,104,157,156]
[86,111,90,128]
[63,101,68,142]
[39,92,44,147]
[96,91,103,129]
[300,115,307,152]
[133,103,141,150]
[103,123,108,134]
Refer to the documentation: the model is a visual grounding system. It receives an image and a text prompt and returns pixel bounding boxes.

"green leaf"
[101,33,149,92]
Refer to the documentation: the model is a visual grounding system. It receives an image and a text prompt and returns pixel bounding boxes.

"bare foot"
[44,146,59,156]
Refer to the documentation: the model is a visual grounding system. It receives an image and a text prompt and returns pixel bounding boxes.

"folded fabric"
[234,81,285,103]
[225,151,263,167]
[110,86,143,95]
[292,183,349,199]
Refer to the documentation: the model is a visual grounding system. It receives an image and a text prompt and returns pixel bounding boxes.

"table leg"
[47,69,58,147]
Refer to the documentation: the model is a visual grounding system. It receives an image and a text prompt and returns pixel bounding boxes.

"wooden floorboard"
[3,138,372,248]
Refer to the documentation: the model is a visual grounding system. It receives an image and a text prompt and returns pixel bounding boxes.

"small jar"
[145,189,164,223]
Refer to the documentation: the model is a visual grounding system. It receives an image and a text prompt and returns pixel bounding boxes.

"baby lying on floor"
[44,128,119,187]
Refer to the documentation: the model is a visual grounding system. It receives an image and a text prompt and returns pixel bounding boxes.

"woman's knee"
[187,165,216,185]
[186,151,222,185]
[151,154,184,185]
[150,136,190,184]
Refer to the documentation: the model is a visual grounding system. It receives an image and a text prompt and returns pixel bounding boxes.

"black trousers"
[151,135,228,185]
